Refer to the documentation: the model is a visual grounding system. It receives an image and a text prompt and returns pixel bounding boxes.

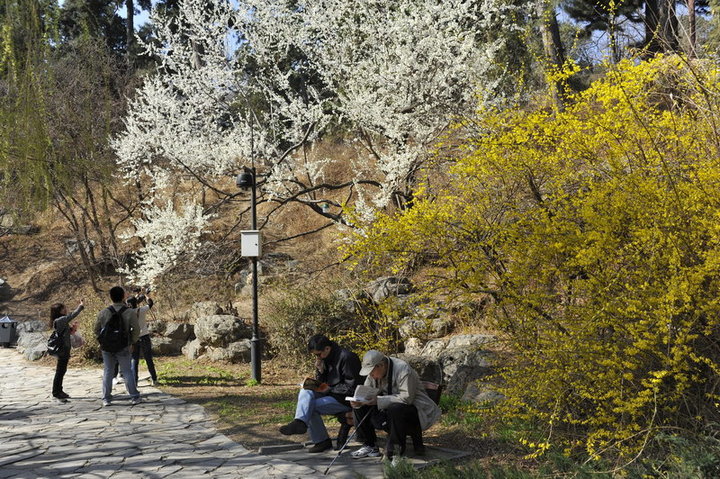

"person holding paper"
[349,350,441,460]
[279,334,362,453]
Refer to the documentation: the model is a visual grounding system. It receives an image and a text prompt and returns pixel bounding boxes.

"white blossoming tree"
[113,0,528,284]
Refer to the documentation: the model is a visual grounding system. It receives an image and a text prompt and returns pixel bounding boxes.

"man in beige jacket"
[349,350,441,460]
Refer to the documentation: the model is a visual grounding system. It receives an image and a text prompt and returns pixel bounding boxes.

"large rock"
[438,348,494,396]
[204,340,252,362]
[194,315,252,347]
[396,354,443,385]
[183,302,226,323]
[182,339,206,360]
[398,317,449,340]
[151,337,185,356]
[16,331,47,361]
[446,334,495,350]
[404,337,424,355]
[420,339,446,358]
[462,381,505,404]
[365,276,414,304]
[163,322,194,341]
[16,319,48,333]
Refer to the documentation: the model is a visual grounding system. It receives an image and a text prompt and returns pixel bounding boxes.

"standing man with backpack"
[94,286,141,406]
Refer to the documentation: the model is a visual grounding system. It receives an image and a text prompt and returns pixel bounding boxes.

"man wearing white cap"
[349,350,441,460]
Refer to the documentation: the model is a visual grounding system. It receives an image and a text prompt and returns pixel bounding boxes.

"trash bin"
[0,316,17,347]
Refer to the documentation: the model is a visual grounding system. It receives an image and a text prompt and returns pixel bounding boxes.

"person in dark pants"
[279,334,362,453]
[49,300,84,402]
[128,293,157,386]
[350,350,441,461]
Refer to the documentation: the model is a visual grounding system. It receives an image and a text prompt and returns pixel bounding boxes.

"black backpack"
[98,306,129,353]
[47,328,64,356]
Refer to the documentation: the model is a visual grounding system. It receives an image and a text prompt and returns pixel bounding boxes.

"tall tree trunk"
[126,0,135,63]
[537,0,566,111]
[644,0,679,54]
[688,0,696,57]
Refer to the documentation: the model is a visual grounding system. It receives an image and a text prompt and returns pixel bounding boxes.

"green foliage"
[347,55,720,460]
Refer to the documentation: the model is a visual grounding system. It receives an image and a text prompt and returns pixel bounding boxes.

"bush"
[346,55,720,459]
[263,281,355,362]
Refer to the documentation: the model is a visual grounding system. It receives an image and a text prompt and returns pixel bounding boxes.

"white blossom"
[112,0,527,282]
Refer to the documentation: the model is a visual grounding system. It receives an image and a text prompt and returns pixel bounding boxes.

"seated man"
[350,350,441,460]
[279,334,362,453]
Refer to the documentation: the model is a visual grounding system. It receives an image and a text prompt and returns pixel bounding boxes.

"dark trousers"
[52,355,70,396]
[354,403,423,455]
[131,334,157,382]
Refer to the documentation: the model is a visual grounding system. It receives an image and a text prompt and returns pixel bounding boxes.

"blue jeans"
[102,347,139,401]
[295,389,350,444]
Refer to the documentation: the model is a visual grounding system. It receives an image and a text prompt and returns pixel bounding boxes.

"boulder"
[183,302,225,323]
[420,339,446,358]
[446,334,495,350]
[462,381,505,404]
[404,337,424,355]
[151,337,185,356]
[396,354,443,385]
[182,339,206,360]
[194,315,252,347]
[365,276,414,304]
[15,331,47,361]
[163,322,194,341]
[398,317,449,340]
[204,340,252,362]
[16,319,47,333]
[438,348,494,396]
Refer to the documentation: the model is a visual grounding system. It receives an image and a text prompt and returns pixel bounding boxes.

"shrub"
[263,281,354,362]
[346,55,720,459]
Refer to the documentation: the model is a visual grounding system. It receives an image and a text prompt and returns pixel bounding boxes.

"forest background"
[3,0,720,477]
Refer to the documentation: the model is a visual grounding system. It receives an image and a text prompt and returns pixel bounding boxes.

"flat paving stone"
[0,347,470,478]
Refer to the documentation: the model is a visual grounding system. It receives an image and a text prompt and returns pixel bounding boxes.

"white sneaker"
[391,455,404,467]
[102,400,112,407]
[149,379,157,386]
[130,397,141,406]
[351,445,381,458]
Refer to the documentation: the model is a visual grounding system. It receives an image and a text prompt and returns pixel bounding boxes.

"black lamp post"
[236,166,261,383]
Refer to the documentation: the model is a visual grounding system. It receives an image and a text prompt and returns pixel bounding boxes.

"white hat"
[360,350,386,376]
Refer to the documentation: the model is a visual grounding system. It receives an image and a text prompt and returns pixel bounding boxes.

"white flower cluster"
[119,202,210,286]
[112,0,526,283]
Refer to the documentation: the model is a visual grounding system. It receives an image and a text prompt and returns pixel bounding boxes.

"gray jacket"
[94,303,141,349]
[364,356,442,430]
[53,304,84,358]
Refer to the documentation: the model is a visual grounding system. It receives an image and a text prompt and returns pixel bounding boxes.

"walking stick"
[323,408,373,475]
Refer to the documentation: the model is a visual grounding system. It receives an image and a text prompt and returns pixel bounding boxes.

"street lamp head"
[236,168,254,190]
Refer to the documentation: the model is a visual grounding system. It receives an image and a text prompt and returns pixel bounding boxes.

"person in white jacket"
[128,292,157,386]
[349,350,441,460]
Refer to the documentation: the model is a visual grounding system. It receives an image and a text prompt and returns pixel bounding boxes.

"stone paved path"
[0,348,327,478]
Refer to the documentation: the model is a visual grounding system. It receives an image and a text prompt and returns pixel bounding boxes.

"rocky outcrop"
[16,331,47,361]
[194,315,252,347]
[365,276,414,304]
[402,334,500,402]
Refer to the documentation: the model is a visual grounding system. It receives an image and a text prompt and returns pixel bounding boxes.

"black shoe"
[58,392,70,399]
[335,423,351,450]
[308,438,333,453]
[279,419,307,435]
[53,395,68,403]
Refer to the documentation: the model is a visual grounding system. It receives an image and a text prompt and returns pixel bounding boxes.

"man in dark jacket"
[279,334,361,453]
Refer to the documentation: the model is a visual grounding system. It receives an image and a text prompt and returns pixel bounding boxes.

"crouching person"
[279,334,362,453]
[350,350,441,461]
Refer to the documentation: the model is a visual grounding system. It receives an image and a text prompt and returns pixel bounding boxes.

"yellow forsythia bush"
[346,55,720,458]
